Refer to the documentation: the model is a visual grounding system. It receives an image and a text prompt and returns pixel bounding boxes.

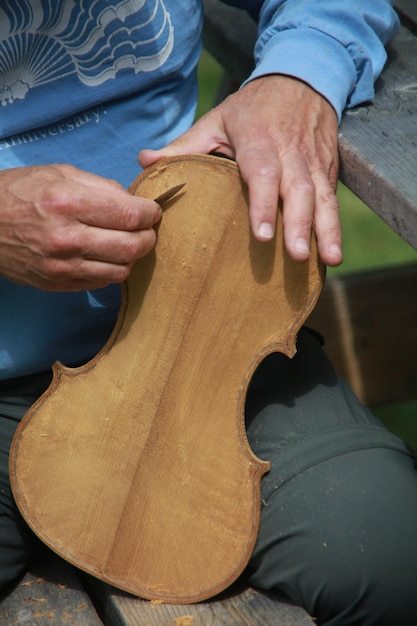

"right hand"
[0,164,161,291]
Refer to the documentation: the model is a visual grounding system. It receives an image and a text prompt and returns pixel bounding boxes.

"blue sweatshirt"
[0,0,399,380]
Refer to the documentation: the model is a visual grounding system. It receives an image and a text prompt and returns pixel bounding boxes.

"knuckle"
[121,237,141,262]
[254,164,280,180]
[121,228,156,262]
[120,206,134,231]
[240,139,279,170]
[100,263,132,285]
[135,228,157,257]
[293,176,316,195]
[39,257,67,280]
[297,217,314,232]
[35,184,72,216]
[43,228,77,256]
[119,201,144,230]
[115,265,131,283]
[283,214,312,235]
[319,190,340,213]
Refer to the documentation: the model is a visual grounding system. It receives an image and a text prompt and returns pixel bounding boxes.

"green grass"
[196,50,224,120]
[332,184,417,276]
[197,49,417,447]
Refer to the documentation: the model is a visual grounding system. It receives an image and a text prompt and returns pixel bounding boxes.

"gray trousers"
[2,329,417,625]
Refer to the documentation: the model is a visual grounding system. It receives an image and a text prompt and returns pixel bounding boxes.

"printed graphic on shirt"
[0,105,106,151]
[0,0,174,107]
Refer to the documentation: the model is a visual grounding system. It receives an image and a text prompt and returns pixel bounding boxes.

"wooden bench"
[2,1,416,624]
[0,550,102,626]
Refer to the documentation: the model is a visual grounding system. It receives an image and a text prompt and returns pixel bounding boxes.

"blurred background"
[197,50,417,448]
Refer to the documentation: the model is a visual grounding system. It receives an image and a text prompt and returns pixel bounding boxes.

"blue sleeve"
[220,0,400,121]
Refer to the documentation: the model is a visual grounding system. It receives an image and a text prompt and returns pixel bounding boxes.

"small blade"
[154,183,186,206]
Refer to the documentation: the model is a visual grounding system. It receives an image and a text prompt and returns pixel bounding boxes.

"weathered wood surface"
[83,576,315,626]
[338,26,417,251]
[0,549,102,626]
[307,262,417,407]
[203,0,417,250]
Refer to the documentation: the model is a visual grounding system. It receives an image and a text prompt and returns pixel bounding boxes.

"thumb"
[139,111,230,168]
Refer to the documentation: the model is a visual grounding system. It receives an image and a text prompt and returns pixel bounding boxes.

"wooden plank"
[203,1,417,250]
[84,577,315,626]
[0,549,102,625]
[307,262,417,407]
[338,26,417,251]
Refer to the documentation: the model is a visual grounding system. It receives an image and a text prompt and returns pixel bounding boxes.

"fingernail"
[294,238,310,255]
[258,222,274,239]
[329,244,342,257]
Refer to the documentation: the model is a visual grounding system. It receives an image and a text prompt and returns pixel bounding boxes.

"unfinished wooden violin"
[10,154,324,603]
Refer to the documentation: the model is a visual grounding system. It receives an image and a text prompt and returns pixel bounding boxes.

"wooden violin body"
[10,155,324,603]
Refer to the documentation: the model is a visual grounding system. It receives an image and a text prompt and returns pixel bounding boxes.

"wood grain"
[10,155,324,604]
[83,576,315,626]
[0,550,101,626]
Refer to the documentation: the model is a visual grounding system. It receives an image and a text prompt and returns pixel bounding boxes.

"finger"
[311,171,343,266]
[52,181,162,232]
[279,151,317,261]
[233,140,281,242]
[40,220,157,265]
[30,260,132,292]
[32,228,157,290]
[80,195,162,232]
[139,109,233,167]
[76,225,157,265]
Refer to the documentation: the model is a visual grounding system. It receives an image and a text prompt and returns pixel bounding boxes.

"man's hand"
[140,75,342,267]
[0,164,161,290]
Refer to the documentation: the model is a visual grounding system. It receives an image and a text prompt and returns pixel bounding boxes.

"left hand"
[139,74,342,267]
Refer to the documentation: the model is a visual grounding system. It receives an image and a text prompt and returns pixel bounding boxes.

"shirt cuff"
[243,28,359,123]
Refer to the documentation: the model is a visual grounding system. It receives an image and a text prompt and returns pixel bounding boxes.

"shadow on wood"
[0,549,101,625]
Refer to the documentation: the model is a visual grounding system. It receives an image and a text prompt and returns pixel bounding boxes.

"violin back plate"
[10,155,325,603]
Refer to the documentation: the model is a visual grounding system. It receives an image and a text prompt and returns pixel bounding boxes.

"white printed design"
[0,0,174,106]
